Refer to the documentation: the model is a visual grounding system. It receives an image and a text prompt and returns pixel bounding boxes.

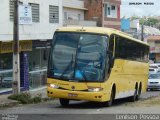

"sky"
[121,0,160,18]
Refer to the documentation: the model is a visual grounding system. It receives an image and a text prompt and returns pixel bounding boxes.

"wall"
[156,54,160,62]
[0,0,63,41]
[63,0,85,9]
[84,0,121,29]
[84,0,103,27]
[103,0,121,30]
[121,18,130,31]
[63,8,84,20]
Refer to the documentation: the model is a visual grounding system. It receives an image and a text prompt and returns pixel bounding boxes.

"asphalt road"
[0,91,160,120]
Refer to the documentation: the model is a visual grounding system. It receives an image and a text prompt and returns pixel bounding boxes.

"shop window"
[0,53,13,90]
[41,48,50,69]
[0,53,12,70]
[28,47,50,89]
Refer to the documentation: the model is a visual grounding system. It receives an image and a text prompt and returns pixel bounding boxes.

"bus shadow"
[57,98,132,109]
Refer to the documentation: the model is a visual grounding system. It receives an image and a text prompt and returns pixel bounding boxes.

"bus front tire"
[106,92,113,107]
[104,88,115,107]
[59,99,69,106]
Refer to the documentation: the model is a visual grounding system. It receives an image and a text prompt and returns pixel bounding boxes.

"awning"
[0,40,32,53]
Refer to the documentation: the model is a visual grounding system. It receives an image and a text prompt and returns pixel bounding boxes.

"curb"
[0,97,54,108]
[0,100,19,108]
[0,87,48,108]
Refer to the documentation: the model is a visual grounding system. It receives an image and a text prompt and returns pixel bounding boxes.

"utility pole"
[102,0,104,27]
[13,0,20,94]
[141,24,144,41]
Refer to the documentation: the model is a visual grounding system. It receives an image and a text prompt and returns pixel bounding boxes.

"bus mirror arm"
[107,50,112,55]
[106,50,114,66]
[110,57,114,68]
[108,57,114,73]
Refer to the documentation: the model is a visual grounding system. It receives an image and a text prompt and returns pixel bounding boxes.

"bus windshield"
[48,32,108,82]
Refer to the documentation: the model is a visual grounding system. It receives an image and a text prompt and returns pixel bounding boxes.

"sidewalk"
[0,87,47,108]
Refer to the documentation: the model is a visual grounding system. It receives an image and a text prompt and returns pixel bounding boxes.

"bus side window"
[109,35,114,57]
[108,35,115,73]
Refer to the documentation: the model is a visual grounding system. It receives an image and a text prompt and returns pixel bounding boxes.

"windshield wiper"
[60,54,74,79]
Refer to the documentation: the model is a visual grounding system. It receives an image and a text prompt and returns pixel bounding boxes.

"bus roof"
[56,26,149,46]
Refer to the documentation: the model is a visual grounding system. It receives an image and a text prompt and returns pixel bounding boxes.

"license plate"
[68,93,78,97]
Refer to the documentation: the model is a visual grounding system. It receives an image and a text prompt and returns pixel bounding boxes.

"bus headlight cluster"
[49,84,59,89]
[88,87,103,92]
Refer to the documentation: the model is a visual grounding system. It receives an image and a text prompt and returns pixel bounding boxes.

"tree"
[145,18,159,26]
[131,16,159,26]
[130,15,140,20]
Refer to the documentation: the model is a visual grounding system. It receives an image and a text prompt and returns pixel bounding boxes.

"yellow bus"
[47,27,149,106]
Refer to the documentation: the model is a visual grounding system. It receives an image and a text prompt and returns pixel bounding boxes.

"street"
[0,91,160,120]
[0,91,159,115]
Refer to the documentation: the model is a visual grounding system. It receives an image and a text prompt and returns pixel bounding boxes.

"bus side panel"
[109,59,149,99]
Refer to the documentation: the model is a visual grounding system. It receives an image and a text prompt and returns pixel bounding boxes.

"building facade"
[121,18,130,31]
[63,0,96,26]
[0,0,63,93]
[84,0,121,30]
[0,0,97,94]
[147,36,160,62]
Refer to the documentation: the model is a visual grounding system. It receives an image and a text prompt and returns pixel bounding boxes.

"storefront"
[0,40,51,93]
[0,41,32,92]
[0,53,13,91]
[28,40,51,89]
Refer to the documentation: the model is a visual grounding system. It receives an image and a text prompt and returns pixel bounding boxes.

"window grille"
[30,3,40,22]
[49,5,59,23]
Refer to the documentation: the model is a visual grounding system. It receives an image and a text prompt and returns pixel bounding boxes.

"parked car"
[154,63,160,68]
[149,64,160,72]
[147,73,160,91]
[149,68,158,73]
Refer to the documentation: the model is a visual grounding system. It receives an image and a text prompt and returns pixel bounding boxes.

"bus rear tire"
[59,99,69,106]
[136,83,142,101]
[130,87,138,102]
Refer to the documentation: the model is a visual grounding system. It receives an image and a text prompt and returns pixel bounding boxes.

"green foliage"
[139,19,146,25]
[130,15,140,20]
[139,18,159,26]
[32,94,42,103]
[146,18,159,26]
[8,92,42,104]
[130,15,160,26]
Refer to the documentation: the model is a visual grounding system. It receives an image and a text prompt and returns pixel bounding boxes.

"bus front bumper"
[47,87,109,102]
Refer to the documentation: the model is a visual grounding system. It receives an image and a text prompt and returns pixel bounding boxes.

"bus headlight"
[88,87,103,92]
[48,84,59,89]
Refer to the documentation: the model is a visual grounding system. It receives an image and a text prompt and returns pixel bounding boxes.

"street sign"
[19,5,32,24]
